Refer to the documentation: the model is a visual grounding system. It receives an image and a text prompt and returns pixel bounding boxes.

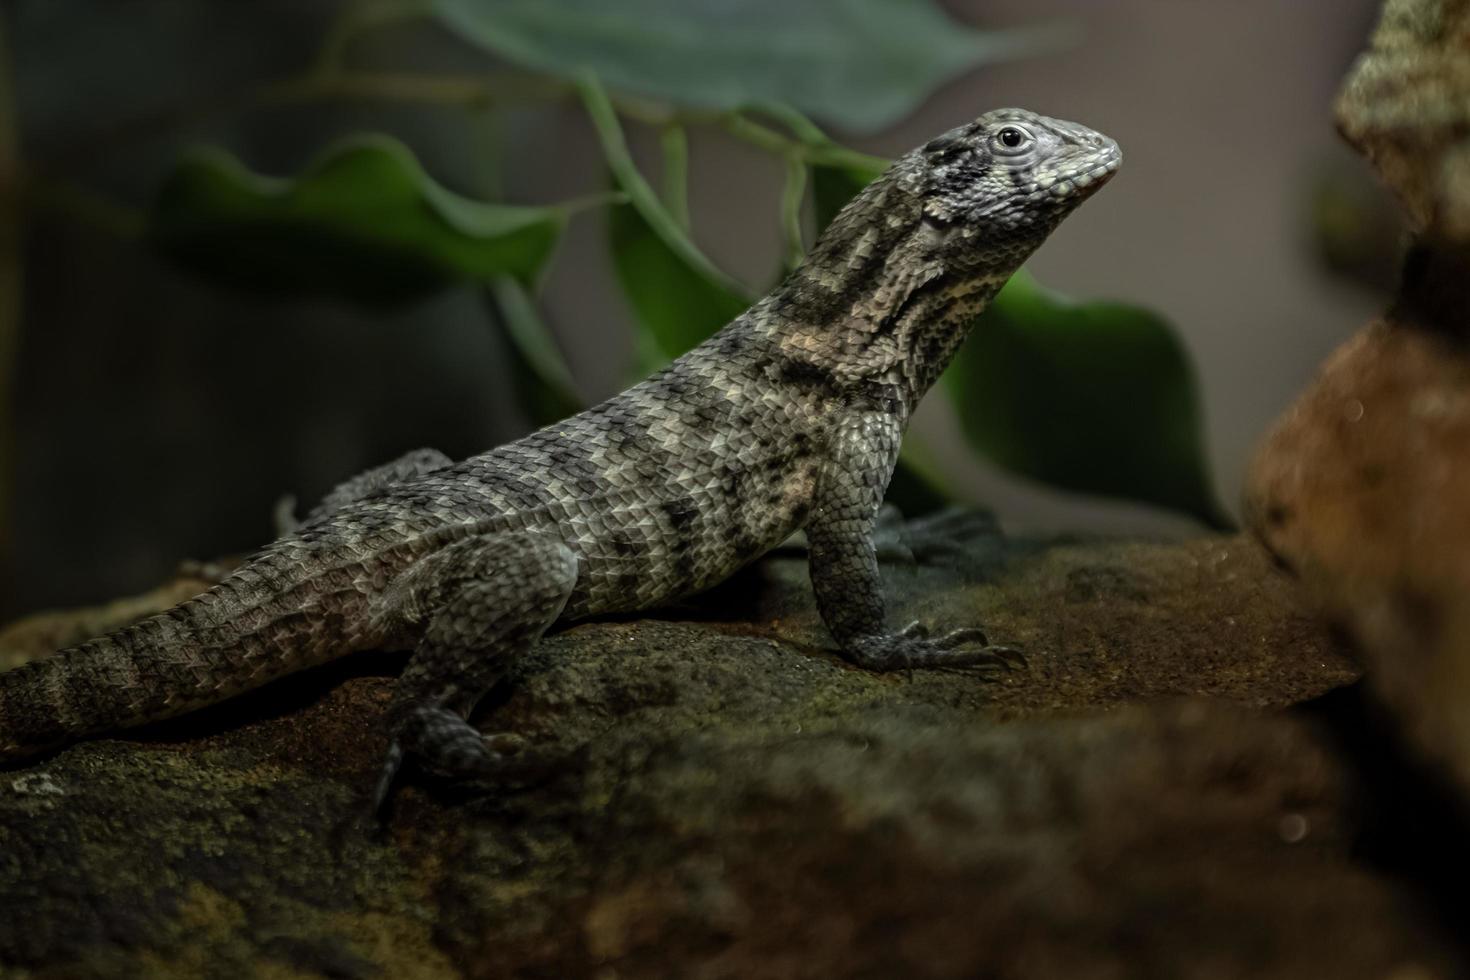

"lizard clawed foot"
[847,622,1026,673]
[371,706,534,813]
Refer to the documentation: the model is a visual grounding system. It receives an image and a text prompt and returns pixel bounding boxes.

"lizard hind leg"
[369,530,579,810]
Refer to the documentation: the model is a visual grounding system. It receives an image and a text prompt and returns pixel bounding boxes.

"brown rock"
[1337,0,1470,238]
[1247,310,1470,800]
[5,533,1454,978]
[1250,0,1470,807]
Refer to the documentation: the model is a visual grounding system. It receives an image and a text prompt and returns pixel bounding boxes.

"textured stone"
[1247,302,1470,805]
[1337,0,1470,238]
[5,532,1456,979]
[1250,0,1470,811]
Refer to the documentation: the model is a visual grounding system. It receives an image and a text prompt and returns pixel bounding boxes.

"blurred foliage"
[608,198,750,365]
[811,160,886,232]
[18,0,1222,526]
[486,276,583,426]
[429,0,1058,134]
[581,74,752,368]
[1309,161,1405,296]
[948,273,1229,528]
[151,136,570,305]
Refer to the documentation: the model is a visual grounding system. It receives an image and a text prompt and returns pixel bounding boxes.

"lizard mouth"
[1049,142,1121,202]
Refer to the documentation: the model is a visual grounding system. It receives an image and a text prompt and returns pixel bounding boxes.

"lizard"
[0,108,1120,805]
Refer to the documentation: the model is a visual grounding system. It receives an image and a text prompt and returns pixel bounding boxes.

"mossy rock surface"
[1,531,1460,978]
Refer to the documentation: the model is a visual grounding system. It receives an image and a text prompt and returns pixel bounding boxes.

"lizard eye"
[993,126,1032,153]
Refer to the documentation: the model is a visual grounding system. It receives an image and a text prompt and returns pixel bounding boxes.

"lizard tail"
[0,552,371,760]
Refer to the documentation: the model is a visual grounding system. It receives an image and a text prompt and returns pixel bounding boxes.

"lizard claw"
[932,626,990,650]
[371,738,407,817]
[846,624,1025,674]
[985,645,1027,670]
[371,706,539,813]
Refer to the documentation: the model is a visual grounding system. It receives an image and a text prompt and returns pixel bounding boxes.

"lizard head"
[762,108,1119,396]
[910,107,1121,258]
[794,107,1119,306]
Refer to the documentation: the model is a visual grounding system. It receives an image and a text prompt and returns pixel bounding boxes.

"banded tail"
[0,550,374,759]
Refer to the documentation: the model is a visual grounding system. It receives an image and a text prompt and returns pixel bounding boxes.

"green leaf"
[578,75,748,303]
[608,200,749,363]
[150,134,566,305]
[810,160,885,235]
[658,125,691,231]
[883,441,952,516]
[431,0,1060,133]
[778,154,808,272]
[577,73,751,364]
[945,271,1230,528]
[486,275,583,426]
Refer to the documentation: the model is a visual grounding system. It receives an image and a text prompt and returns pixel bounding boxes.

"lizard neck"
[892,270,1011,407]
[750,223,1034,414]
[733,107,1119,418]
[740,138,1076,414]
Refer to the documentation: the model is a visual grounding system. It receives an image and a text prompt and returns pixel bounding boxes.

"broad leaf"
[486,276,584,426]
[150,135,565,305]
[432,0,1057,133]
[608,200,749,363]
[578,74,751,365]
[946,271,1230,528]
[882,442,952,517]
[811,160,885,235]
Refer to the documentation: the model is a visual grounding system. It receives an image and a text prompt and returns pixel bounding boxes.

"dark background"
[3,0,1386,617]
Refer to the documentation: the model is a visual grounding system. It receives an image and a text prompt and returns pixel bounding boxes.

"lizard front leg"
[807,409,1023,672]
[369,530,578,808]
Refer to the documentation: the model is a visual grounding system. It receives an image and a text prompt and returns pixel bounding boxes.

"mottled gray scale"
[0,109,1118,796]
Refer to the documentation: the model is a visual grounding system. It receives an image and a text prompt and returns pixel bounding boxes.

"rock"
[1247,302,1470,808]
[1336,0,1470,238]
[7,532,1461,978]
[1249,0,1470,812]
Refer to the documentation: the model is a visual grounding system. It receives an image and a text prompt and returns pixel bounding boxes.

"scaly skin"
[0,109,1120,799]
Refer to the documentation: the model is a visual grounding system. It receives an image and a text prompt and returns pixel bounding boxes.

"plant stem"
[659,125,690,231]
[258,71,544,110]
[577,73,749,301]
[779,153,807,270]
[309,0,432,78]
[41,69,890,178]
[717,112,888,174]
[490,274,583,424]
